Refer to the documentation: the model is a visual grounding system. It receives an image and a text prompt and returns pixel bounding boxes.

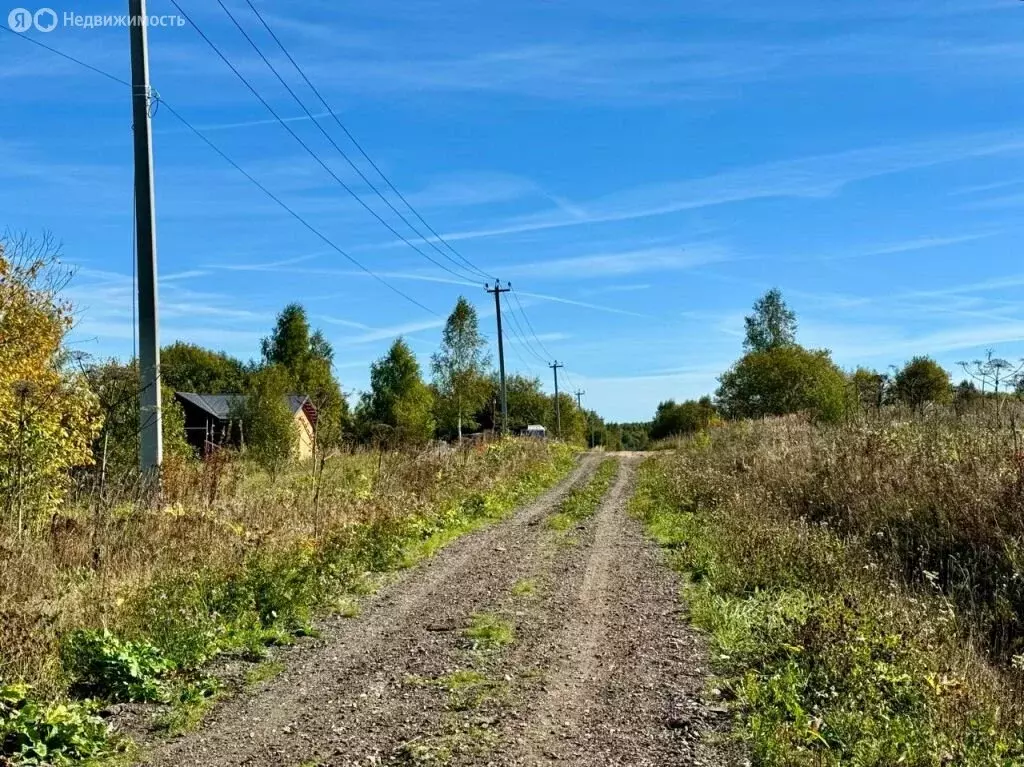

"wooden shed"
[174,392,317,459]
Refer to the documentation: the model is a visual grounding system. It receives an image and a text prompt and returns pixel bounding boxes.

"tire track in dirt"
[137,454,601,767]
[501,455,732,767]
[138,453,733,766]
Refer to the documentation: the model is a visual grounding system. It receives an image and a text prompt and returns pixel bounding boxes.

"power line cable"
[171,0,478,284]
[240,0,495,283]
[157,100,439,315]
[183,0,581,360]
[511,287,556,360]
[1,24,131,86]
[232,0,490,283]
[1,25,438,316]
[505,305,550,367]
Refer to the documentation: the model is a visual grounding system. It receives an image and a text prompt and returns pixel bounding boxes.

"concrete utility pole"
[130,0,163,473]
[550,361,564,439]
[486,281,512,434]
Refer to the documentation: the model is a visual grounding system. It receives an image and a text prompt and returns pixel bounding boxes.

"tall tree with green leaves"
[161,342,249,393]
[262,303,313,371]
[431,297,491,441]
[744,288,797,352]
[359,338,435,446]
[717,345,852,423]
[261,303,349,448]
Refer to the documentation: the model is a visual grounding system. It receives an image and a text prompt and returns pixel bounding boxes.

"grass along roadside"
[546,457,618,533]
[1,440,576,766]
[632,435,1024,766]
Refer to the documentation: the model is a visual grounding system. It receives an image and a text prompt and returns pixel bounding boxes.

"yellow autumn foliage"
[0,236,102,528]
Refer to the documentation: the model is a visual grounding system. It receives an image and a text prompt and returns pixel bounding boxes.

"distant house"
[523,424,546,440]
[174,392,317,459]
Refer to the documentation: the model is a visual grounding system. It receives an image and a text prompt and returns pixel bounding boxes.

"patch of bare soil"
[136,455,734,767]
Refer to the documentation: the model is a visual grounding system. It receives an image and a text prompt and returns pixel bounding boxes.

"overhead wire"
[170,0,479,285]
[1,23,438,316]
[240,0,495,283]
[180,0,574,375]
[3,22,585,380]
[504,306,550,367]
[510,287,556,361]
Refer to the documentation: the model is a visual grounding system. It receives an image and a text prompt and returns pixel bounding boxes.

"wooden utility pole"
[486,281,511,433]
[130,0,163,474]
[550,361,564,439]
[575,389,593,448]
[569,389,593,448]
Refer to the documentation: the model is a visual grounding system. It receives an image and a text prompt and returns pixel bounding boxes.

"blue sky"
[3,0,1024,421]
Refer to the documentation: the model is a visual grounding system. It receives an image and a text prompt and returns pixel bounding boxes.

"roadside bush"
[0,234,102,530]
[0,683,114,765]
[716,345,852,423]
[61,629,173,702]
[236,365,296,474]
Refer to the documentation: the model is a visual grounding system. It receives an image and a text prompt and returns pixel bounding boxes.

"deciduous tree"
[431,297,491,442]
[261,303,348,449]
[0,233,102,528]
[359,338,435,446]
[894,356,951,409]
[236,365,295,474]
[161,342,248,393]
[743,288,797,352]
[717,345,851,423]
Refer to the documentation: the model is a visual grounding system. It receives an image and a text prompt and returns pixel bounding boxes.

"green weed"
[462,613,515,652]
[153,678,222,735]
[395,724,499,765]
[61,629,173,703]
[510,579,537,597]
[407,669,507,712]
[244,660,284,688]
[0,682,120,765]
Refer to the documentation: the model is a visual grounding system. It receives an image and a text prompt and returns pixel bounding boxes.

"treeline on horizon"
[604,288,1024,450]
[4,230,1023,522]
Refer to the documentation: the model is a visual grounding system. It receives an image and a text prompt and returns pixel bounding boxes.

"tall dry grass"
[637,403,1024,763]
[0,439,568,695]
[714,404,1024,661]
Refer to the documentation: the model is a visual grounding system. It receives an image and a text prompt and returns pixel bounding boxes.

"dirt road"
[139,455,730,766]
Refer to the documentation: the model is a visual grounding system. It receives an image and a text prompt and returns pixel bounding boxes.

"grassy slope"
[632,418,1024,766]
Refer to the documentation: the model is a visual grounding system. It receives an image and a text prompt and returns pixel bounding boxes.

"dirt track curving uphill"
[138,454,733,766]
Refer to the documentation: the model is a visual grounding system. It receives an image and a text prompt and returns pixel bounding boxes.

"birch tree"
[431,298,491,442]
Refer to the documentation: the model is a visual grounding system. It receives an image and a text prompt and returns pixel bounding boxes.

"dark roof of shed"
[175,392,310,420]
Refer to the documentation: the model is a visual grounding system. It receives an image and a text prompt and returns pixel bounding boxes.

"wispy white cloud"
[405,172,541,209]
[206,253,325,271]
[579,283,652,297]
[379,131,1024,247]
[157,109,346,134]
[806,321,1024,363]
[515,290,652,318]
[785,231,1002,263]
[332,316,446,345]
[502,244,729,280]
